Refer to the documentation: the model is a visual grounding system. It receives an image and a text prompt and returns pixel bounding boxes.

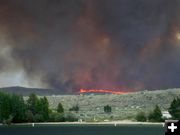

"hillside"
[44,89,180,121]
[1,87,180,121]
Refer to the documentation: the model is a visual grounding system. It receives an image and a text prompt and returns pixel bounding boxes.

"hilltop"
[0,86,65,96]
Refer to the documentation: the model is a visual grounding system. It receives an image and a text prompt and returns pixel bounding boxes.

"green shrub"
[69,105,79,112]
[65,113,78,122]
[104,105,112,113]
[49,112,65,122]
[135,112,147,122]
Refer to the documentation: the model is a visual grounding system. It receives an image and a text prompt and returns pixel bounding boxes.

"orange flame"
[79,89,129,95]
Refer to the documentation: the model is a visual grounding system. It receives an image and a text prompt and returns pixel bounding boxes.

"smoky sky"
[0,0,180,92]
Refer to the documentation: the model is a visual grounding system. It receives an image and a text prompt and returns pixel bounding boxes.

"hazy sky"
[0,0,180,92]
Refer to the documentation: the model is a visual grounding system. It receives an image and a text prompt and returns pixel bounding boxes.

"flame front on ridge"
[80,89,129,94]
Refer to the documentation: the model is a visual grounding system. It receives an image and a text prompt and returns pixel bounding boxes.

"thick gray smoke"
[0,0,180,92]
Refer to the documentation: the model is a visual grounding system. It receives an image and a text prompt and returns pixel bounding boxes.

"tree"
[136,112,147,122]
[11,94,26,123]
[57,103,64,113]
[104,105,112,113]
[39,97,49,121]
[169,98,180,119]
[0,92,51,123]
[27,93,39,115]
[0,92,26,123]
[0,92,12,123]
[148,105,163,122]
[27,94,50,122]
[33,96,49,122]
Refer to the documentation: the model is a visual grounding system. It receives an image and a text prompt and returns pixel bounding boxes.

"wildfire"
[79,89,129,95]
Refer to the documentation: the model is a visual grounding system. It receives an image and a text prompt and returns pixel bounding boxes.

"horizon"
[0,85,179,94]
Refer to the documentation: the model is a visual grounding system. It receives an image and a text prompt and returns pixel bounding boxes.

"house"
[162,111,172,119]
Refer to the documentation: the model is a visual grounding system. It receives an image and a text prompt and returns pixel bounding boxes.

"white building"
[162,111,172,119]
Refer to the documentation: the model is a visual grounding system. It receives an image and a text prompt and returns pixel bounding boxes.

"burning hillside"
[80,89,129,95]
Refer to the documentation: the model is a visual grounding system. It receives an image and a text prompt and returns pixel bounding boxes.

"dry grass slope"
[39,89,180,121]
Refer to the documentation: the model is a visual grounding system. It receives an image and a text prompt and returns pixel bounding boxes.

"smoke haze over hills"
[0,0,180,92]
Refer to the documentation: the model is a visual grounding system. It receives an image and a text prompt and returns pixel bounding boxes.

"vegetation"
[135,112,147,122]
[49,112,65,122]
[57,103,64,113]
[136,105,164,122]
[0,92,26,124]
[148,105,163,122]
[0,90,179,124]
[48,102,65,122]
[69,105,79,113]
[65,113,78,122]
[168,97,180,119]
[26,93,50,122]
[104,105,112,113]
[45,89,179,121]
[0,92,76,124]
[1,88,176,121]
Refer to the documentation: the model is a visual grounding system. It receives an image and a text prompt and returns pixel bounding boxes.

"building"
[162,111,172,119]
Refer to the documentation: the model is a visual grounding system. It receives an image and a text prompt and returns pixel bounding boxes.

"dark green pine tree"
[27,93,39,115]
[169,98,180,119]
[41,97,49,121]
[11,94,26,123]
[0,92,12,122]
[35,96,49,122]
[148,105,163,122]
[57,103,64,113]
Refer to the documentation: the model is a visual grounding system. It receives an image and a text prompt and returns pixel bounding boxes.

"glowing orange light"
[79,89,129,95]
[176,33,180,40]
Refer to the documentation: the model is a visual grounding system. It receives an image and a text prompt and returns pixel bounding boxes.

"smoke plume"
[0,0,180,92]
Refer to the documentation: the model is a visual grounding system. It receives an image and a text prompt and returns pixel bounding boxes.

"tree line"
[135,97,180,122]
[0,92,77,124]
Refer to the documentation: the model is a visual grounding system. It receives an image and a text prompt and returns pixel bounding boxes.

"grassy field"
[24,88,180,121]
